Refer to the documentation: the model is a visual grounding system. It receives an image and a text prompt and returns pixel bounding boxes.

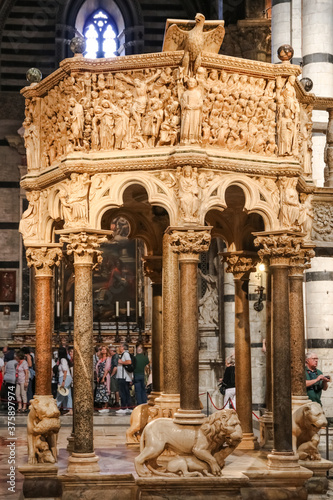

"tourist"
[51,351,58,399]
[56,346,73,415]
[2,350,17,410]
[93,346,101,399]
[133,344,149,405]
[116,343,133,415]
[219,355,236,409]
[0,353,4,392]
[21,346,35,403]
[95,344,111,413]
[305,352,330,405]
[109,346,120,407]
[15,350,29,412]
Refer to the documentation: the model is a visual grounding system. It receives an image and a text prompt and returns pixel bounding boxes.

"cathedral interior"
[0,0,333,499]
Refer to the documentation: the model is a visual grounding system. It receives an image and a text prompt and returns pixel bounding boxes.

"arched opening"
[83,9,118,58]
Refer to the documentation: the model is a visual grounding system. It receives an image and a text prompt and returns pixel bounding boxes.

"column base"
[147,391,162,405]
[154,393,180,418]
[67,452,100,474]
[66,433,74,453]
[291,395,310,409]
[267,451,300,470]
[259,411,274,450]
[237,432,259,450]
[173,409,205,425]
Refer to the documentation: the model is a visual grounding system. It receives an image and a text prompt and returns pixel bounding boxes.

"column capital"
[253,230,307,267]
[57,229,113,266]
[167,226,211,260]
[26,244,63,277]
[142,256,162,284]
[222,251,258,280]
[289,244,315,277]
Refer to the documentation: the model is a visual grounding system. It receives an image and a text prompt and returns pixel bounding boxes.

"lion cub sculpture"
[134,409,242,477]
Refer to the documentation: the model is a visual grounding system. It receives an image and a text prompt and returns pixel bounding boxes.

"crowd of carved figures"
[23,65,310,173]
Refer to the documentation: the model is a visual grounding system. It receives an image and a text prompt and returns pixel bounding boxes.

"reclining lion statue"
[134,409,242,477]
[27,395,61,465]
[293,401,327,461]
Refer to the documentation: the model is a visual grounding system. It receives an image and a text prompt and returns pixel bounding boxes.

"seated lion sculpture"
[134,409,242,477]
[293,401,327,461]
[126,404,174,444]
[27,395,61,465]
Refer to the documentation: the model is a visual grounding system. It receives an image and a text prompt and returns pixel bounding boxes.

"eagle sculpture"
[163,13,225,76]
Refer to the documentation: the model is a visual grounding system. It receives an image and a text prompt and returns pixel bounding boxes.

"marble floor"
[1,411,333,500]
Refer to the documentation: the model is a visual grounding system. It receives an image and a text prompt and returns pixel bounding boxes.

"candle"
[138,301,142,317]
[69,301,73,318]
[115,301,119,317]
[127,301,130,317]
[56,301,60,317]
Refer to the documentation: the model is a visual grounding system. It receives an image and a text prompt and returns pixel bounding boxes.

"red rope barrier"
[207,391,225,411]
[252,411,260,420]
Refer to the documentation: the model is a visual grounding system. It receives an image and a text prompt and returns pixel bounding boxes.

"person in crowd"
[51,351,59,399]
[56,346,73,415]
[305,351,330,405]
[15,350,29,412]
[0,353,4,392]
[2,350,17,410]
[115,342,133,415]
[133,344,149,405]
[109,346,120,407]
[93,346,101,399]
[21,346,35,403]
[95,344,111,413]
[219,355,236,409]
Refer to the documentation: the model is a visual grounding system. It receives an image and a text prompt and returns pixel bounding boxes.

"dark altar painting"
[0,271,16,302]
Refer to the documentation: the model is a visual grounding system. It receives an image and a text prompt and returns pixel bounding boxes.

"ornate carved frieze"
[312,203,333,242]
[59,231,109,267]
[26,246,62,276]
[169,228,211,256]
[298,103,313,176]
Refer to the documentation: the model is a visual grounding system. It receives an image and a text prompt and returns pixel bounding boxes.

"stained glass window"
[83,10,118,58]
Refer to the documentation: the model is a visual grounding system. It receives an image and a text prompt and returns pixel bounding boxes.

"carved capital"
[289,246,315,276]
[222,252,257,279]
[58,230,112,267]
[254,231,307,267]
[168,228,211,258]
[142,256,162,284]
[26,246,62,277]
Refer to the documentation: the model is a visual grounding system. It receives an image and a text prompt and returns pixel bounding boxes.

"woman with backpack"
[56,346,73,415]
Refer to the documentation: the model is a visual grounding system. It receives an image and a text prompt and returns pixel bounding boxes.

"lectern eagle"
[163,13,225,76]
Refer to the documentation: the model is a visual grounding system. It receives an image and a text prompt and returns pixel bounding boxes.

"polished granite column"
[59,230,111,474]
[289,247,315,408]
[143,256,163,403]
[254,231,305,469]
[169,227,211,425]
[224,252,258,449]
[155,233,180,416]
[26,245,62,397]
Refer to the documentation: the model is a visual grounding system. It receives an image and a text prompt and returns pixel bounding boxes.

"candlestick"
[69,301,73,318]
[138,301,142,317]
[115,301,119,317]
[127,301,130,317]
[56,301,60,318]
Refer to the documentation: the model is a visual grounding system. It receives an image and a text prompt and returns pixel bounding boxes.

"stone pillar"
[169,227,211,425]
[59,230,111,474]
[289,247,315,408]
[224,252,258,450]
[271,0,291,63]
[143,256,163,403]
[325,108,333,187]
[26,245,63,397]
[254,231,307,470]
[155,233,180,416]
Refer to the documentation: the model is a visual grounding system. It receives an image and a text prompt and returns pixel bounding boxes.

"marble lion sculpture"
[293,402,327,461]
[27,396,61,465]
[134,409,242,477]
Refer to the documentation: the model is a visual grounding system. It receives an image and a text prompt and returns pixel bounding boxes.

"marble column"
[271,0,291,63]
[224,252,258,450]
[26,245,63,397]
[169,227,211,425]
[289,248,315,407]
[59,230,110,474]
[143,256,163,403]
[325,108,333,187]
[155,233,180,416]
[254,231,305,470]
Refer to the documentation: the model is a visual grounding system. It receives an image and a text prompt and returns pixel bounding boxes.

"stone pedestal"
[18,465,62,500]
[58,230,112,475]
[224,252,258,450]
[301,459,333,496]
[169,228,211,425]
[260,411,274,451]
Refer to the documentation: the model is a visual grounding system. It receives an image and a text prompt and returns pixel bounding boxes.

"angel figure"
[163,13,225,76]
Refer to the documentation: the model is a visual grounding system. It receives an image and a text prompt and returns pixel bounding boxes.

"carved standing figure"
[59,173,90,227]
[19,191,40,241]
[198,269,218,326]
[68,97,84,149]
[177,165,200,222]
[180,78,203,145]
[299,193,314,240]
[279,177,300,230]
